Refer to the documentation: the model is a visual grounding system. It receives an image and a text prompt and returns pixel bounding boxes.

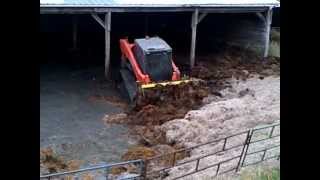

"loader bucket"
[140,80,192,89]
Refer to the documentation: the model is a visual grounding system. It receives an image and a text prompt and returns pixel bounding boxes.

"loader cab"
[133,37,173,82]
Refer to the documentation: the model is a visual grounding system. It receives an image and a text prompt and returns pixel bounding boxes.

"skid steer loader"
[118,36,191,102]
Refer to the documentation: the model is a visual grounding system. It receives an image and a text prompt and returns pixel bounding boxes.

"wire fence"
[144,130,251,179]
[145,122,280,179]
[241,123,280,167]
[40,122,280,180]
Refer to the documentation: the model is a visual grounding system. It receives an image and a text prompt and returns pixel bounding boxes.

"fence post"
[172,152,177,167]
[261,150,267,161]
[216,163,221,176]
[105,166,110,180]
[141,159,148,180]
[195,158,200,171]
[222,138,228,151]
[269,126,275,138]
[238,130,253,170]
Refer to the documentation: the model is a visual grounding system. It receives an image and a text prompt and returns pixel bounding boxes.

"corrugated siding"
[40,0,280,7]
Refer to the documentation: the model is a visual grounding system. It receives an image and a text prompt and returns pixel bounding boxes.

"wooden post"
[190,9,198,69]
[264,8,273,58]
[105,11,111,78]
[72,15,78,50]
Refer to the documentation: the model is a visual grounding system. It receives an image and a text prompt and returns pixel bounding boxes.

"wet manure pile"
[130,80,209,126]
[105,80,209,127]
[104,80,210,173]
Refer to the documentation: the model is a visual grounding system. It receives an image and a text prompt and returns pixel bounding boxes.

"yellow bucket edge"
[140,80,191,89]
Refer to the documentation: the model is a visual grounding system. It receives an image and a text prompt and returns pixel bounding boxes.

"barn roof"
[40,0,280,13]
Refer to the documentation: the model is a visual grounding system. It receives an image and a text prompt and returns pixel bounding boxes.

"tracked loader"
[118,36,191,102]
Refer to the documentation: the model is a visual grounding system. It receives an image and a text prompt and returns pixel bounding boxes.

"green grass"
[240,167,280,180]
[270,30,280,42]
[268,41,280,58]
[269,29,280,58]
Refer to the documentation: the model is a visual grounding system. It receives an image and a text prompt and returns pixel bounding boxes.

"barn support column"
[90,12,112,79]
[264,8,273,58]
[105,11,112,78]
[190,9,198,69]
[190,9,208,69]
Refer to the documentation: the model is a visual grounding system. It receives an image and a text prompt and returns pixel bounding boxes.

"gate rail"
[145,122,280,179]
[145,130,251,179]
[241,122,280,167]
[40,159,144,180]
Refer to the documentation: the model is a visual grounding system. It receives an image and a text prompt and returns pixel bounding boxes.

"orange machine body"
[119,38,181,84]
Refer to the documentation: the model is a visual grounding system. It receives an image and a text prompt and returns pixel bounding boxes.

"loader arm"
[119,38,151,84]
[171,60,181,81]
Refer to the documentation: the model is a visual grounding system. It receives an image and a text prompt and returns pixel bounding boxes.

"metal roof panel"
[40,0,280,7]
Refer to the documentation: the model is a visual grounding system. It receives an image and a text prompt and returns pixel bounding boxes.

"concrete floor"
[40,63,136,165]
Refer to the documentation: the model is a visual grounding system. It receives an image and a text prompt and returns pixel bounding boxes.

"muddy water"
[40,63,136,166]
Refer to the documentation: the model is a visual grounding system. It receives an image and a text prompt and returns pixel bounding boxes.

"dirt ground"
[40,64,137,175]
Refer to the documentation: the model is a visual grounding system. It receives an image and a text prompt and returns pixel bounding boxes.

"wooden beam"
[190,9,199,69]
[40,7,268,14]
[198,12,208,24]
[105,11,111,78]
[264,8,273,58]
[91,13,106,29]
[256,12,266,23]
